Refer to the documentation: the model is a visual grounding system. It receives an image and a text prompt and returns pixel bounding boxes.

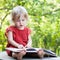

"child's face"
[14,14,27,30]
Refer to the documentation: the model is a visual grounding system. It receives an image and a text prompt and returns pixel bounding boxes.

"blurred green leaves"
[0,0,60,56]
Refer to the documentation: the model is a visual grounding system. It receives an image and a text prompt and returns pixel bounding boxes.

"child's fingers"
[18,45,24,49]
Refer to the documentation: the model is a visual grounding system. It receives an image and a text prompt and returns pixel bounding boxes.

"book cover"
[6,48,57,57]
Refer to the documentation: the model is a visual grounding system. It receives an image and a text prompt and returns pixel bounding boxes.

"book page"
[6,48,42,52]
[6,48,24,52]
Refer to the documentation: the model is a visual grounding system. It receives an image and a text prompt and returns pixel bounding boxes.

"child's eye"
[22,19,25,21]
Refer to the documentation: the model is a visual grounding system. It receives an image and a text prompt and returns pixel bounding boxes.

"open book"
[6,48,57,57]
[6,48,40,53]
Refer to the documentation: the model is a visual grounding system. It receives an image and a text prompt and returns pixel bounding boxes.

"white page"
[6,48,42,52]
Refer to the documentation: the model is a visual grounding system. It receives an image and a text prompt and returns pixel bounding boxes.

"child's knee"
[22,51,26,55]
[20,50,26,55]
[37,50,45,58]
[37,50,44,55]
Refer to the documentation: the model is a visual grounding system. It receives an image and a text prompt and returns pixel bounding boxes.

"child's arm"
[25,34,32,48]
[7,31,24,48]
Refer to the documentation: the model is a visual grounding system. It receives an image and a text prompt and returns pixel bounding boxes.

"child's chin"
[18,26,24,30]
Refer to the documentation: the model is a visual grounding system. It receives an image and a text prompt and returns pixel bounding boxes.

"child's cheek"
[16,22,20,27]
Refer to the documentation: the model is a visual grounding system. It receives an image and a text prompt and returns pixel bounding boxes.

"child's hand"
[18,45,24,49]
[18,45,26,51]
[25,44,32,48]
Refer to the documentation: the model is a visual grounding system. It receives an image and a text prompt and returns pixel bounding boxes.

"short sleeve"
[5,26,14,37]
[27,28,31,35]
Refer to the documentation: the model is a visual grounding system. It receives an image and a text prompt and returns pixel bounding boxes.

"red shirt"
[5,26,31,56]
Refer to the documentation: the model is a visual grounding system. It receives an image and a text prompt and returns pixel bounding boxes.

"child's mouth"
[20,25,23,27]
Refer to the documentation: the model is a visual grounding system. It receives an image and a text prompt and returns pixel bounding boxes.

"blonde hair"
[11,6,28,21]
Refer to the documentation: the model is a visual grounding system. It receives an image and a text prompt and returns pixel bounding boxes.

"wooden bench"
[0,51,60,60]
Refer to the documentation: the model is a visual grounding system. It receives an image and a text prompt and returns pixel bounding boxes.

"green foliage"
[0,0,60,56]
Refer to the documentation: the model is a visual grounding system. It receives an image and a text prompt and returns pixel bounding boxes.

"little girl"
[5,6,45,60]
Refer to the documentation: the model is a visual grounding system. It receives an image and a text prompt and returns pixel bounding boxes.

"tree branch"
[42,7,60,16]
[0,10,10,29]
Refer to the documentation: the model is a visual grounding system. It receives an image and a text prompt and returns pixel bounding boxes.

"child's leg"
[12,50,26,60]
[37,49,45,58]
[17,50,26,60]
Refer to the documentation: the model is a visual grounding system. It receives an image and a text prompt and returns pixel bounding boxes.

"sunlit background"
[0,0,60,56]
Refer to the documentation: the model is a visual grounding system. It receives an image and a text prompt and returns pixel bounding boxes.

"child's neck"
[19,27,24,30]
[17,26,25,30]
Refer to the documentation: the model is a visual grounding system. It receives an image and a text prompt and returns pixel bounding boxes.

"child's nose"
[19,20,22,24]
